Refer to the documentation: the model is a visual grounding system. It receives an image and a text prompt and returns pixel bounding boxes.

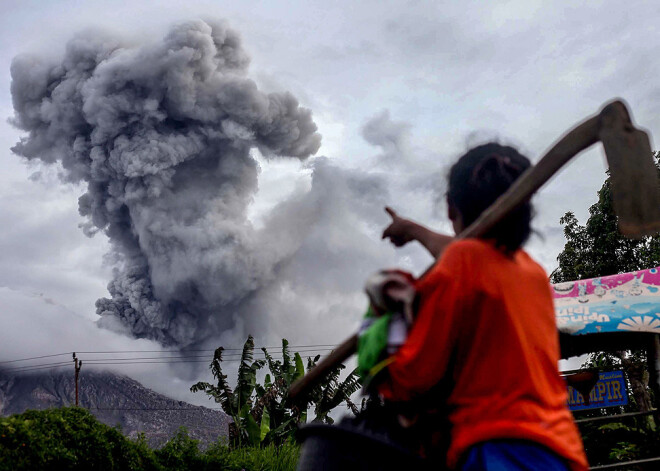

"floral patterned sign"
[553,267,660,335]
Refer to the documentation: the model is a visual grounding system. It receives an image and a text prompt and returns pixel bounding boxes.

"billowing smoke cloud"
[361,109,411,166]
[10,20,321,347]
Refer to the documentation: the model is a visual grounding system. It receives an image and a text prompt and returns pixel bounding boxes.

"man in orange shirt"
[380,143,588,471]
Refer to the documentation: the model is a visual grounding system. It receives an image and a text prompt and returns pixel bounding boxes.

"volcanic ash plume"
[10,20,321,347]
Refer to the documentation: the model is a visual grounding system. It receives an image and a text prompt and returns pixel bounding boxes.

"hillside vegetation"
[0,407,299,471]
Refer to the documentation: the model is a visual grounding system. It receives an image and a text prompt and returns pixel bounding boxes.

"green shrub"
[154,428,203,471]
[204,440,299,471]
[0,407,160,471]
[0,407,299,471]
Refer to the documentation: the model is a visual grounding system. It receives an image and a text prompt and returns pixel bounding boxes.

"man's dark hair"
[447,142,533,253]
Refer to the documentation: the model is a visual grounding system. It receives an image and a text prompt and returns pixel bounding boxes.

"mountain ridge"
[0,369,229,448]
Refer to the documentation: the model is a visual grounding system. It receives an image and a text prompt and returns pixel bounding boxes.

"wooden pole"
[288,334,358,401]
[73,353,82,407]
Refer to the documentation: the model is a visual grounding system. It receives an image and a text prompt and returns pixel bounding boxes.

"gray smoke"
[10,20,321,347]
[360,109,411,165]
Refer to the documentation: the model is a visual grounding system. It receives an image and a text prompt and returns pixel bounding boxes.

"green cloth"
[357,309,392,380]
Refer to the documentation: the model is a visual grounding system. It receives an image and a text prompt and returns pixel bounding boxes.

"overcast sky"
[1,0,658,404]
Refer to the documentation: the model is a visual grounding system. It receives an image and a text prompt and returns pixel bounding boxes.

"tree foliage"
[0,407,299,471]
[190,335,265,447]
[550,154,660,413]
[0,407,159,471]
[551,153,660,467]
[191,336,361,447]
[551,153,660,283]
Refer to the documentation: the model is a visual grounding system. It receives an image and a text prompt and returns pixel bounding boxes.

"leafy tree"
[0,407,300,471]
[551,153,660,466]
[154,428,204,471]
[191,337,362,447]
[0,407,161,471]
[550,154,660,415]
[551,153,660,283]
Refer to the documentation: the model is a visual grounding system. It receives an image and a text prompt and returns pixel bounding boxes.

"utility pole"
[72,353,82,407]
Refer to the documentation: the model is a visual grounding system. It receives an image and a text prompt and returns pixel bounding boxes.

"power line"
[3,364,71,373]
[78,349,334,362]
[75,344,338,354]
[0,352,72,365]
[82,356,211,362]
[2,361,71,372]
[76,355,329,366]
[0,344,338,365]
[89,406,225,411]
[1,353,331,373]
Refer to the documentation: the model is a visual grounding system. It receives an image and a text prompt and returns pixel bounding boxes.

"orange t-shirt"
[379,239,588,470]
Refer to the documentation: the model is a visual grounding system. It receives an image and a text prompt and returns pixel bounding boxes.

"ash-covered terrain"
[0,369,228,448]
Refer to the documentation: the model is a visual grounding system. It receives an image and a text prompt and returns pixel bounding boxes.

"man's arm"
[382,207,453,259]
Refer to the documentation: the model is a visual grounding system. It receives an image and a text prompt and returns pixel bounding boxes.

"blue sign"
[567,371,628,411]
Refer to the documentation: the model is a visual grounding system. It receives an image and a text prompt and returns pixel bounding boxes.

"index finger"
[384,206,397,219]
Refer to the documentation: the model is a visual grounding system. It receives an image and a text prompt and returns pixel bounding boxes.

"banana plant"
[256,344,361,441]
[192,337,362,447]
[304,357,361,424]
[190,335,265,447]
[255,339,309,444]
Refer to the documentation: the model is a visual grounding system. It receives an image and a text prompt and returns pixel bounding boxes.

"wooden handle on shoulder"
[461,114,600,239]
[288,334,358,402]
